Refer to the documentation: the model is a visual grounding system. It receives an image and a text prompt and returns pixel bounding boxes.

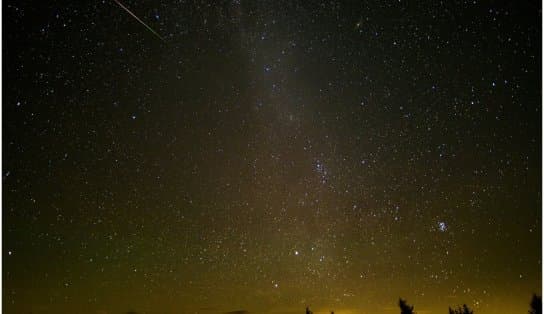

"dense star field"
[3,1,541,313]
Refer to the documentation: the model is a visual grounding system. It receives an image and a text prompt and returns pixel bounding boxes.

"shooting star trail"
[113,0,165,42]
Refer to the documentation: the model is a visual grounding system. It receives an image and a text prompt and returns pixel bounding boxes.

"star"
[438,221,448,232]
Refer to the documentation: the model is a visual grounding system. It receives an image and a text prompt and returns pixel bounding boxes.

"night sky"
[3,1,542,314]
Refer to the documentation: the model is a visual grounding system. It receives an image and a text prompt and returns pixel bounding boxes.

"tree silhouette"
[530,294,542,314]
[305,306,313,314]
[398,298,415,314]
[448,304,473,314]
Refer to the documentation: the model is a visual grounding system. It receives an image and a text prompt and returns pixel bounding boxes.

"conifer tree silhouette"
[398,298,415,314]
[529,294,542,314]
[448,304,473,314]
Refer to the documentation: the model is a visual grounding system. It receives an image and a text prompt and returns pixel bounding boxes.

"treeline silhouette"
[303,294,541,314]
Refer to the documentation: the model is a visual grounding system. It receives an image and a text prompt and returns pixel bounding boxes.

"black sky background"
[2,1,542,313]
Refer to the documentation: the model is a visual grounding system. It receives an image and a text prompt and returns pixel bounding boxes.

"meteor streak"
[113,0,165,42]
